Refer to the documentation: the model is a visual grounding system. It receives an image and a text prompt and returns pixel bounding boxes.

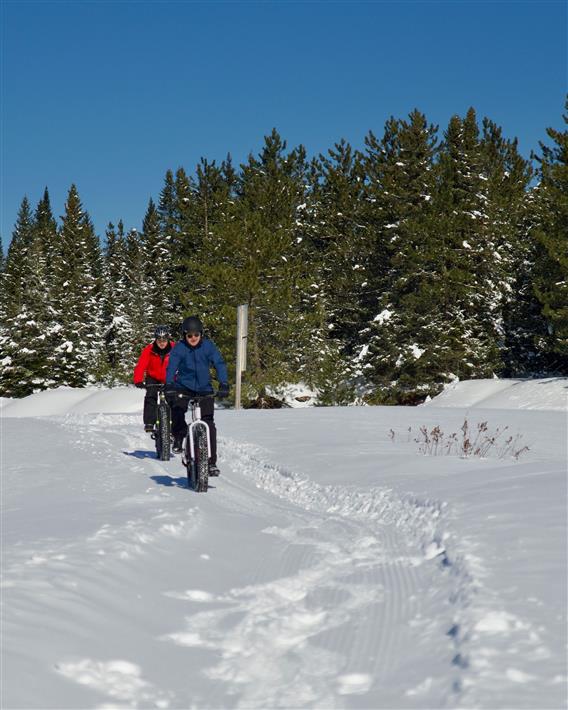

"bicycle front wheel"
[193,424,209,493]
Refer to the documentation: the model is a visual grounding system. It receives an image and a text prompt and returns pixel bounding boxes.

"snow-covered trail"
[2,395,566,709]
[4,412,464,709]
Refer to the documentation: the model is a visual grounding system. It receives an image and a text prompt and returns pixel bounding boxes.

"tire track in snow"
[215,436,474,707]
[144,436,460,706]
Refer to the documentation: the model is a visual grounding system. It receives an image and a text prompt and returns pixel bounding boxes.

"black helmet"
[181,316,203,335]
[154,325,170,340]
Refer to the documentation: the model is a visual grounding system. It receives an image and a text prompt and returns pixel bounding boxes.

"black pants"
[143,375,162,426]
[170,391,217,465]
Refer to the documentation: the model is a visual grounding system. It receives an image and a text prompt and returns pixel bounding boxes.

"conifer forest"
[1,103,567,404]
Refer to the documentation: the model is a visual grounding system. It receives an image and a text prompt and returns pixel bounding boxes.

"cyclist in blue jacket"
[166,316,229,475]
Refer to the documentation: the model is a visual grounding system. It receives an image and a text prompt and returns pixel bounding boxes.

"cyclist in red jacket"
[133,325,175,432]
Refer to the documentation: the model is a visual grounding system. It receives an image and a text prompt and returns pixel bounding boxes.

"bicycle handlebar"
[170,390,218,400]
[142,383,222,400]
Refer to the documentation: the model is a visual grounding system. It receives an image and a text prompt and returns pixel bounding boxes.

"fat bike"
[145,383,172,461]
[177,393,216,492]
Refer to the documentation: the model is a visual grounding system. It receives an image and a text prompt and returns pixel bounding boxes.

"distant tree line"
[1,101,566,403]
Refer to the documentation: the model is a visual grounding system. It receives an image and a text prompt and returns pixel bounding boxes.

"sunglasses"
[185,332,201,338]
[156,337,168,342]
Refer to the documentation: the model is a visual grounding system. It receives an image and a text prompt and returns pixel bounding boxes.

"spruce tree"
[361,111,440,402]
[102,221,133,381]
[308,139,367,348]
[158,169,184,324]
[125,226,150,359]
[187,130,328,397]
[529,99,568,371]
[48,185,104,387]
[476,120,534,374]
[142,198,174,329]
[0,197,50,396]
[427,109,499,382]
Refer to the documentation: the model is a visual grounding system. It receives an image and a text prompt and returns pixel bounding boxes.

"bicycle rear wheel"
[156,402,171,461]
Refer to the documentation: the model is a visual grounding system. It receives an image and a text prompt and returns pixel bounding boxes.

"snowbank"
[2,378,566,418]
[423,377,568,411]
[1,386,141,417]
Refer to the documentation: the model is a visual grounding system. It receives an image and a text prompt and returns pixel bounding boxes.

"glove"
[218,383,230,399]
[135,382,145,389]
[165,385,178,404]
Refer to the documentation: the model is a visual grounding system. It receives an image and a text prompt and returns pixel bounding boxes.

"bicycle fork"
[186,420,211,461]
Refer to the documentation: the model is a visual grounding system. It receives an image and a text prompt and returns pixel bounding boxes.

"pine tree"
[474,120,534,374]
[503,190,550,374]
[187,130,328,397]
[142,198,174,329]
[361,111,441,402]
[1,197,34,315]
[308,139,368,348]
[125,226,150,359]
[0,197,51,396]
[529,99,568,371]
[426,109,499,382]
[48,185,104,387]
[34,188,58,278]
[102,221,132,381]
[158,169,184,324]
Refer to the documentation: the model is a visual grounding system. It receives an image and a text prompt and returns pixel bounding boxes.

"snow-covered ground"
[1,379,567,709]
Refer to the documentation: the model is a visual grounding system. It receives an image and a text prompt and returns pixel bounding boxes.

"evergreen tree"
[475,120,535,374]
[308,139,368,348]
[142,198,174,329]
[361,111,441,402]
[34,188,58,278]
[48,185,104,387]
[0,197,51,396]
[102,221,133,381]
[503,190,550,374]
[529,99,568,371]
[188,130,330,397]
[427,109,498,381]
[183,157,237,313]
[158,169,184,323]
[125,226,150,359]
[1,197,34,315]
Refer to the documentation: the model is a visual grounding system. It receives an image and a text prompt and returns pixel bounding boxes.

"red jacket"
[133,341,175,384]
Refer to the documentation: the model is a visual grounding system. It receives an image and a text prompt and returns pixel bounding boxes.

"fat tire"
[194,424,209,493]
[185,436,195,489]
[157,402,171,461]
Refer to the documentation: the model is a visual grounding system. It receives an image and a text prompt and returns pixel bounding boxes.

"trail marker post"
[235,304,248,410]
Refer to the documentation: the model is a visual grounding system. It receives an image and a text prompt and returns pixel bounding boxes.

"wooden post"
[235,304,248,410]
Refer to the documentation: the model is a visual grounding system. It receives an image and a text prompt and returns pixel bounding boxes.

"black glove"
[218,383,230,399]
[135,382,145,389]
[165,386,178,403]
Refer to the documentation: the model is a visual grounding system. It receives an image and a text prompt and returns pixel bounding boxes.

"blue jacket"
[165,337,228,393]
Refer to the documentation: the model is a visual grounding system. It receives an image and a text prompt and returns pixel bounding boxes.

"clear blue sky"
[1,0,566,245]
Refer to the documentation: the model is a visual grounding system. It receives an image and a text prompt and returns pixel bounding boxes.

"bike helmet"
[154,325,170,340]
[181,316,204,335]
